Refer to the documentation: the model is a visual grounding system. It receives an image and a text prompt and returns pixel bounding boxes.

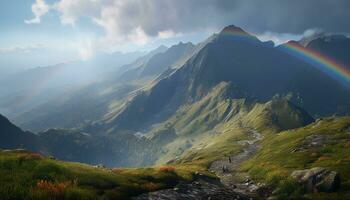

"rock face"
[291,167,340,193]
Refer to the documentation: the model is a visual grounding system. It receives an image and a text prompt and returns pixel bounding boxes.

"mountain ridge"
[100,25,350,134]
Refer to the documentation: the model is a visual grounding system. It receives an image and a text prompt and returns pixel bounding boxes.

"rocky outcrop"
[291,167,340,193]
[133,179,253,200]
[291,134,331,153]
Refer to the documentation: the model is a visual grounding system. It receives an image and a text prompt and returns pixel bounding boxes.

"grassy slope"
[241,117,350,199]
[2,82,347,199]
[151,83,350,199]
[170,115,350,199]
[1,113,349,200]
[0,150,207,200]
[151,82,312,165]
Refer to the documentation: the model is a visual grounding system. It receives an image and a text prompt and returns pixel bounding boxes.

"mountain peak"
[154,45,168,52]
[172,41,194,48]
[0,114,11,125]
[299,32,348,47]
[285,40,302,46]
[220,25,248,35]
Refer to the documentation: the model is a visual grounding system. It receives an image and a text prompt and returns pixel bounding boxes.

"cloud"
[257,32,303,45]
[48,0,235,45]
[53,0,101,26]
[54,0,350,36]
[27,0,350,47]
[0,44,44,54]
[158,30,180,39]
[25,0,50,24]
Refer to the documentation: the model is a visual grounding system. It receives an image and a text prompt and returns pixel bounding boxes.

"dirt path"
[209,129,263,197]
[133,129,263,200]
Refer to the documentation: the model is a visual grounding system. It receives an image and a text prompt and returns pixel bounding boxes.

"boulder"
[291,167,340,193]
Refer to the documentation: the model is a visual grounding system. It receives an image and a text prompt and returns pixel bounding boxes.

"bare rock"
[291,167,340,193]
[292,135,330,152]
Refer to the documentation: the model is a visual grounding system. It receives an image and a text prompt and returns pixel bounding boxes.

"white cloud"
[158,30,180,39]
[25,0,50,24]
[27,0,350,43]
[257,32,303,45]
[302,28,323,38]
[26,0,350,60]
[77,37,96,60]
[53,0,101,26]
[42,0,215,46]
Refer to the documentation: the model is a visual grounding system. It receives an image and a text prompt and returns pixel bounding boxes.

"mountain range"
[1,25,350,199]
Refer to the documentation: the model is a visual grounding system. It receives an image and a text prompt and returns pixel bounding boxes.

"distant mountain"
[0,51,146,119]
[118,42,195,81]
[13,44,193,132]
[305,34,350,68]
[0,114,39,150]
[299,33,350,80]
[100,25,350,133]
[37,128,157,167]
[112,45,168,78]
[0,113,157,167]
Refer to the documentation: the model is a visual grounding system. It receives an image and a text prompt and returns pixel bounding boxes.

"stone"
[344,125,350,133]
[291,167,340,193]
[49,155,56,160]
[267,196,278,200]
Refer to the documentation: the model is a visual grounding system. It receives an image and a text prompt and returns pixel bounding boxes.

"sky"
[1,0,350,74]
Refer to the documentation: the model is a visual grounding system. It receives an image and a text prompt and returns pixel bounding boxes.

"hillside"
[241,117,350,199]
[100,25,350,135]
[2,115,350,199]
[0,114,39,151]
[0,81,315,168]
[146,82,314,165]
[0,149,204,200]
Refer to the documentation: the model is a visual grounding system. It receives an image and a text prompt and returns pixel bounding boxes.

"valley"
[1,24,350,200]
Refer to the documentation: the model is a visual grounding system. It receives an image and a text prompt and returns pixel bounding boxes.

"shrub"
[143,182,159,191]
[18,153,44,161]
[112,168,126,173]
[35,180,77,198]
[158,166,176,172]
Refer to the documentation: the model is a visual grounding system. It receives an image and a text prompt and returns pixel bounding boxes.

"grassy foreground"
[1,116,350,199]
[0,149,208,200]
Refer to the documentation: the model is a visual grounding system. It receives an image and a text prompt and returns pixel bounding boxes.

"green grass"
[151,83,308,166]
[240,117,350,199]
[174,127,250,168]
[0,150,206,200]
[2,116,349,199]
[2,81,348,199]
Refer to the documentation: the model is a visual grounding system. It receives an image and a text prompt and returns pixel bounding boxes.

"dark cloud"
[231,0,350,34]
[113,0,350,34]
[172,0,350,34]
[53,0,350,43]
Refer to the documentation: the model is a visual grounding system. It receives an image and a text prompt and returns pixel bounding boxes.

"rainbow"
[281,41,350,88]
[221,27,350,88]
